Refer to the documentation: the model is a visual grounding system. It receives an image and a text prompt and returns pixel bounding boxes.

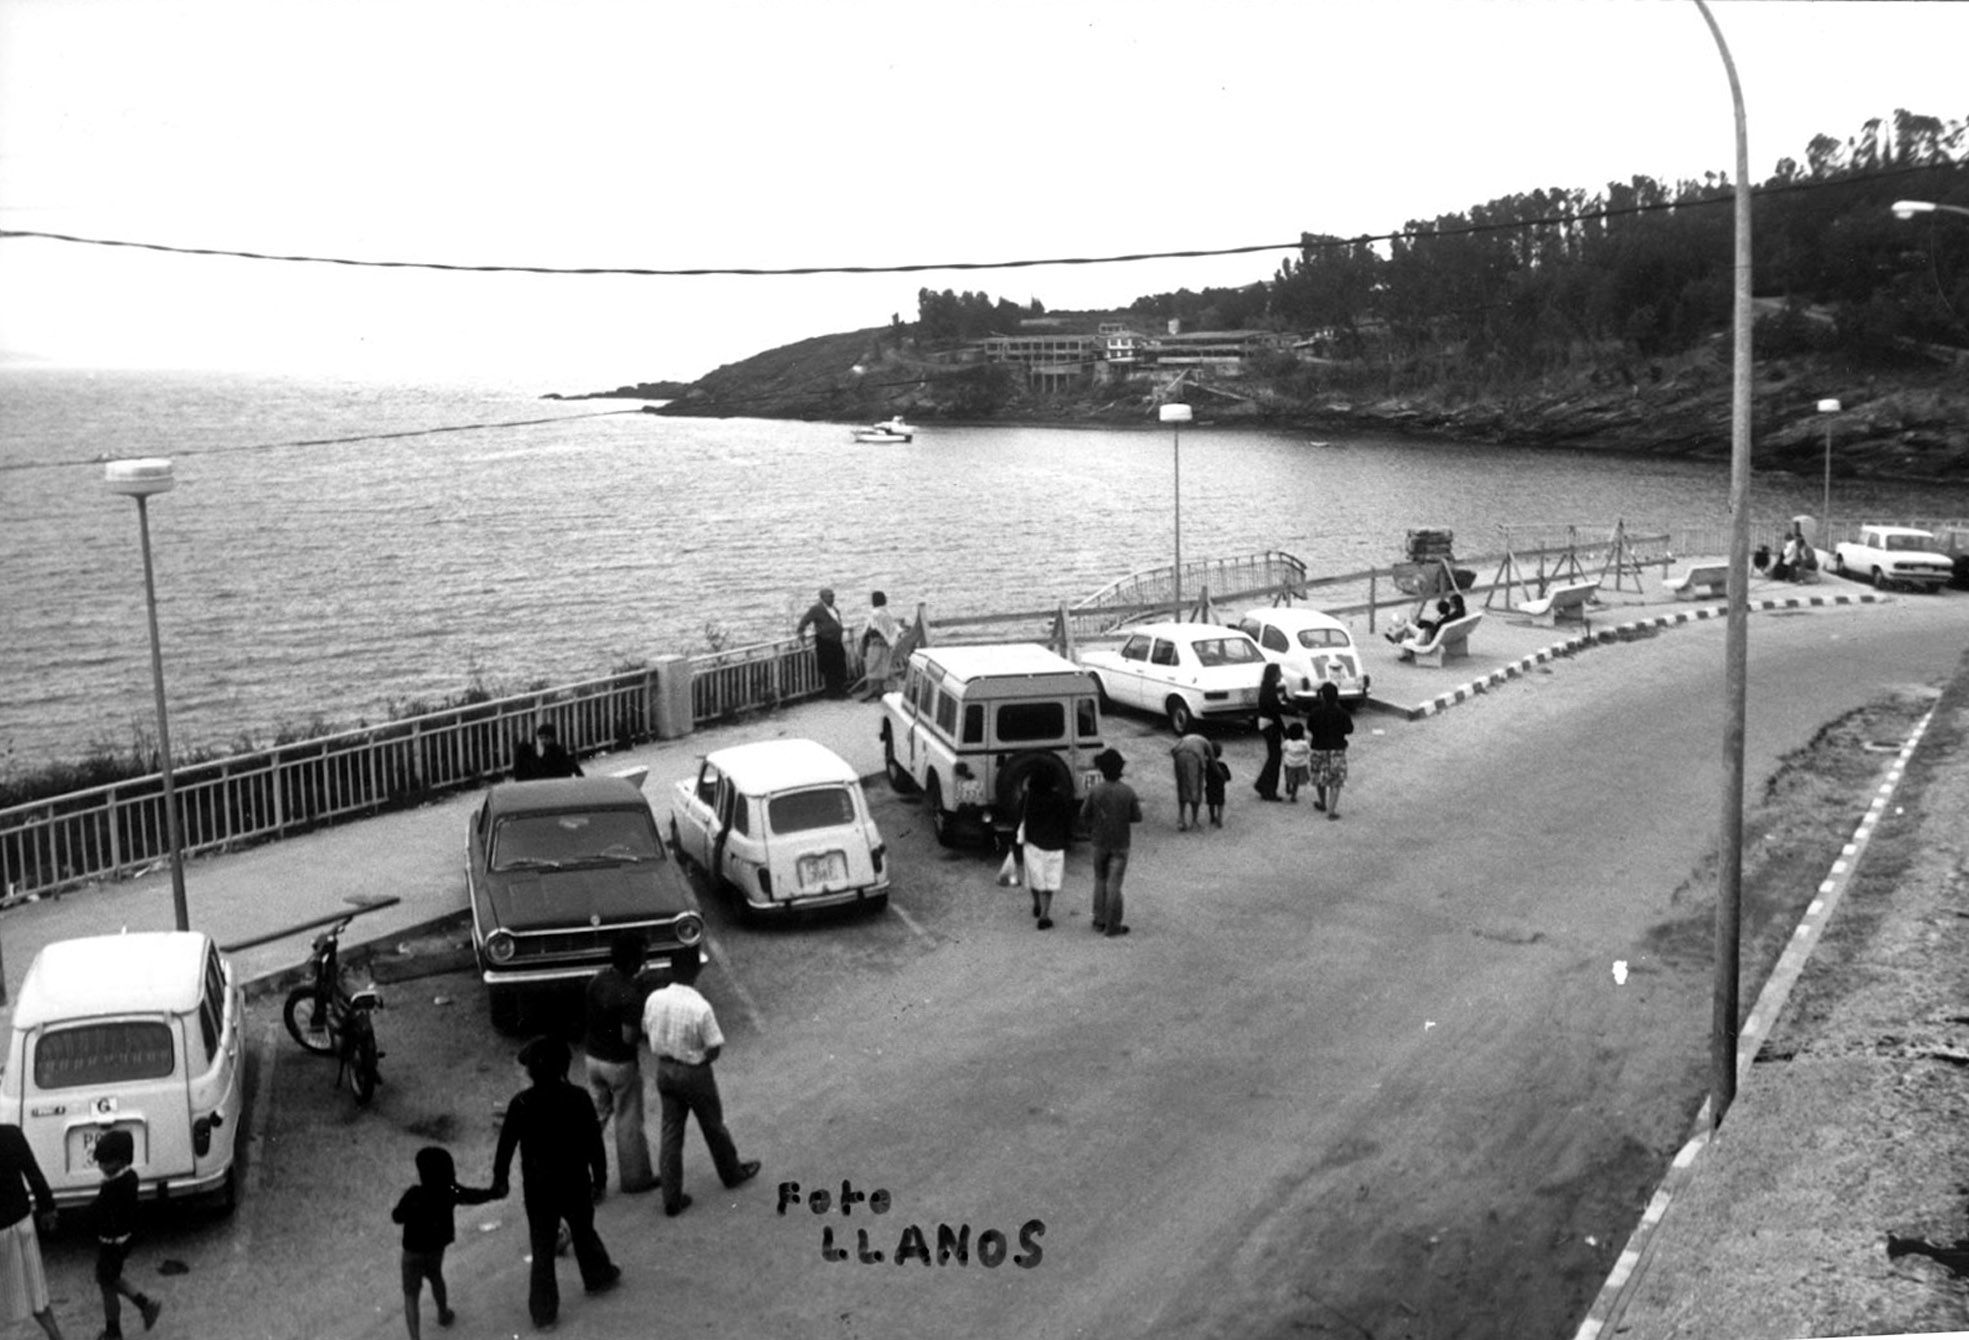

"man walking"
[583,933,657,1195]
[640,949,761,1218]
[796,588,849,699]
[491,1037,620,1330]
[1081,748,1142,937]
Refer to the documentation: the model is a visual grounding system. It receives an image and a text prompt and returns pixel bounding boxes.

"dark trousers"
[523,1191,613,1327]
[1092,847,1129,930]
[1255,719,1284,798]
[815,637,847,697]
[656,1056,743,1211]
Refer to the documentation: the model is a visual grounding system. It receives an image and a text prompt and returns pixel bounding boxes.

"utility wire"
[0,162,1956,276]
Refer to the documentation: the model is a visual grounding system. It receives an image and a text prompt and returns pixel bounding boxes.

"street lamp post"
[1693,0,1753,1133]
[1816,398,1840,540]
[1892,200,1969,221]
[105,458,190,932]
[1160,402,1193,612]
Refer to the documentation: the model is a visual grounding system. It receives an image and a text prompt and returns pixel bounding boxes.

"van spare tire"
[995,751,1077,825]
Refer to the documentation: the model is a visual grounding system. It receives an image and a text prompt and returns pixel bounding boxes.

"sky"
[1,0,1965,393]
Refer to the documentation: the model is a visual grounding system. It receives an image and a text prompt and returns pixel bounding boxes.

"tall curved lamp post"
[1693,0,1752,1131]
[1892,200,1969,221]
[1160,402,1193,612]
[105,458,190,932]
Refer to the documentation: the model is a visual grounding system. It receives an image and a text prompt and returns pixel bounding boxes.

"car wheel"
[925,774,956,848]
[488,985,523,1035]
[1833,554,1847,576]
[1166,697,1195,735]
[863,892,890,916]
[1091,675,1112,712]
[1872,567,1889,590]
[212,1160,239,1218]
[884,737,918,794]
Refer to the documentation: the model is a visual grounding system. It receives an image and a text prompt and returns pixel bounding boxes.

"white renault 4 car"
[1,931,244,1211]
[670,738,890,917]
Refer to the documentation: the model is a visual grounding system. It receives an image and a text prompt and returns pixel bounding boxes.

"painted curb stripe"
[1573,704,1936,1340]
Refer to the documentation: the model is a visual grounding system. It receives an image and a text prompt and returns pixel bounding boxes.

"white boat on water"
[852,416,915,444]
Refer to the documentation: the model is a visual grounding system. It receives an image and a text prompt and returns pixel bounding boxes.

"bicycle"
[281,914,384,1104]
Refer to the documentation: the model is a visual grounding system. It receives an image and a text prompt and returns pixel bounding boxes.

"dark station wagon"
[465,775,704,1030]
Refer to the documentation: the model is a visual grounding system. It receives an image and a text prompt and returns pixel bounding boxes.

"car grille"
[510,919,685,961]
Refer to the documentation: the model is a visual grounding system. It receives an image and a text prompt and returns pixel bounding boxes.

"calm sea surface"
[4,366,1966,773]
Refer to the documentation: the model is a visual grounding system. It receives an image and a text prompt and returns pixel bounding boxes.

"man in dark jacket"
[514,723,582,781]
[795,588,849,699]
[491,1037,620,1329]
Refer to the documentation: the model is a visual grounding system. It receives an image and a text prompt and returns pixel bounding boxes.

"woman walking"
[1306,681,1355,819]
[1019,768,1074,929]
[1253,663,1288,802]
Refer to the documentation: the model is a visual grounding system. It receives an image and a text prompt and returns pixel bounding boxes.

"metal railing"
[0,638,847,907]
[9,515,1948,905]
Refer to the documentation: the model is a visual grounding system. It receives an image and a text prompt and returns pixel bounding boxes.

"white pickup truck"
[1831,524,1956,592]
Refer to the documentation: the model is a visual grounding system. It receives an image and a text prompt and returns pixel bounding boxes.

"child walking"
[1280,721,1313,802]
[90,1130,160,1339]
[393,1146,502,1338]
[1203,742,1231,828]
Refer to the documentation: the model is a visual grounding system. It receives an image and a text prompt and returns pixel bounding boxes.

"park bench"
[1664,561,1730,600]
[1518,578,1601,628]
[1397,611,1483,668]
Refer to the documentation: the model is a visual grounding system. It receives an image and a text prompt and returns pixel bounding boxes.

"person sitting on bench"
[1386,592,1465,644]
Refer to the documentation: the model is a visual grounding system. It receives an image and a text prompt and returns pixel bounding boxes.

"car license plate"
[955,777,986,806]
[68,1122,144,1174]
[797,851,849,888]
[1083,770,1102,794]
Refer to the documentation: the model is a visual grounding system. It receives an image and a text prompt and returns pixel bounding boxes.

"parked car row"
[2,618,1369,1228]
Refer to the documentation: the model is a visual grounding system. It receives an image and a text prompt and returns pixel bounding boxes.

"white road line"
[888,901,934,946]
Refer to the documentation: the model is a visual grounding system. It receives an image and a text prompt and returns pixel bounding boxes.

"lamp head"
[1816,399,1841,414]
[104,458,176,498]
[1158,403,1193,424]
[1891,200,1934,220]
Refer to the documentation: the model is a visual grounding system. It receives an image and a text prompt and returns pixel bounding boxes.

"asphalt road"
[32,596,1967,1340]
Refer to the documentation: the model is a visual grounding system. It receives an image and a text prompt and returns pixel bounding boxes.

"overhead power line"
[0,162,1955,278]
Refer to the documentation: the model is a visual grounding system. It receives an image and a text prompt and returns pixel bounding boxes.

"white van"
[0,932,245,1210]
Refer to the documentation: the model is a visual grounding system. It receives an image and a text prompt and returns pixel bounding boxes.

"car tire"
[1091,675,1112,712]
[996,751,1075,820]
[1872,567,1889,590]
[1833,553,1847,576]
[884,737,918,794]
[863,893,889,916]
[925,774,955,848]
[489,985,523,1035]
[1166,697,1196,735]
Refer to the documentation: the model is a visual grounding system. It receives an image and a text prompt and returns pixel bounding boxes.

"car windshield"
[1189,637,1263,667]
[492,810,664,869]
[35,1021,175,1090]
[767,786,857,834]
[1296,628,1351,649]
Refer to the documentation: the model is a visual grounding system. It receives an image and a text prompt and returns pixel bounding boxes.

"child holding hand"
[1281,721,1313,802]
[393,1145,502,1337]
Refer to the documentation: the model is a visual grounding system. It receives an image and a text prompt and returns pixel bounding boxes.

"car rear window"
[493,811,664,868]
[768,787,856,834]
[1296,628,1350,649]
[1191,637,1264,667]
[997,701,1066,742]
[35,1021,176,1090]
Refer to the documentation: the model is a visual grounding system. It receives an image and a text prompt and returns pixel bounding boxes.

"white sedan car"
[669,738,890,918]
[1236,607,1370,710]
[1076,621,1267,733]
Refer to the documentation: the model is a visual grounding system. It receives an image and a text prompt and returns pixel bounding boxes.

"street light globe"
[1891,200,1935,219]
[1159,403,1193,424]
[105,458,177,497]
[1817,398,1841,414]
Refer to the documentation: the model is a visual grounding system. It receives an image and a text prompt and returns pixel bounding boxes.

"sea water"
[3,365,1963,773]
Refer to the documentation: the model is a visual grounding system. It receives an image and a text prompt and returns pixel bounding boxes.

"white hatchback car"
[1076,621,1268,733]
[669,738,890,917]
[1237,607,1370,710]
[0,931,244,1211]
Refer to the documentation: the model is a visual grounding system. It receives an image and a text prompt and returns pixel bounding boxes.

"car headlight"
[673,914,704,946]
[485,930,516,964]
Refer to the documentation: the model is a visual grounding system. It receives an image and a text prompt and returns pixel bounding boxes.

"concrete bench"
[1664,562,1729,600]
[1398,611,1483,668]
[1518,578,1601,627]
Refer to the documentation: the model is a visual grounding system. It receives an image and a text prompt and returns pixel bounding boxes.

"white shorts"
[1024,846,1065,894]
[0,1215,51,1322]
